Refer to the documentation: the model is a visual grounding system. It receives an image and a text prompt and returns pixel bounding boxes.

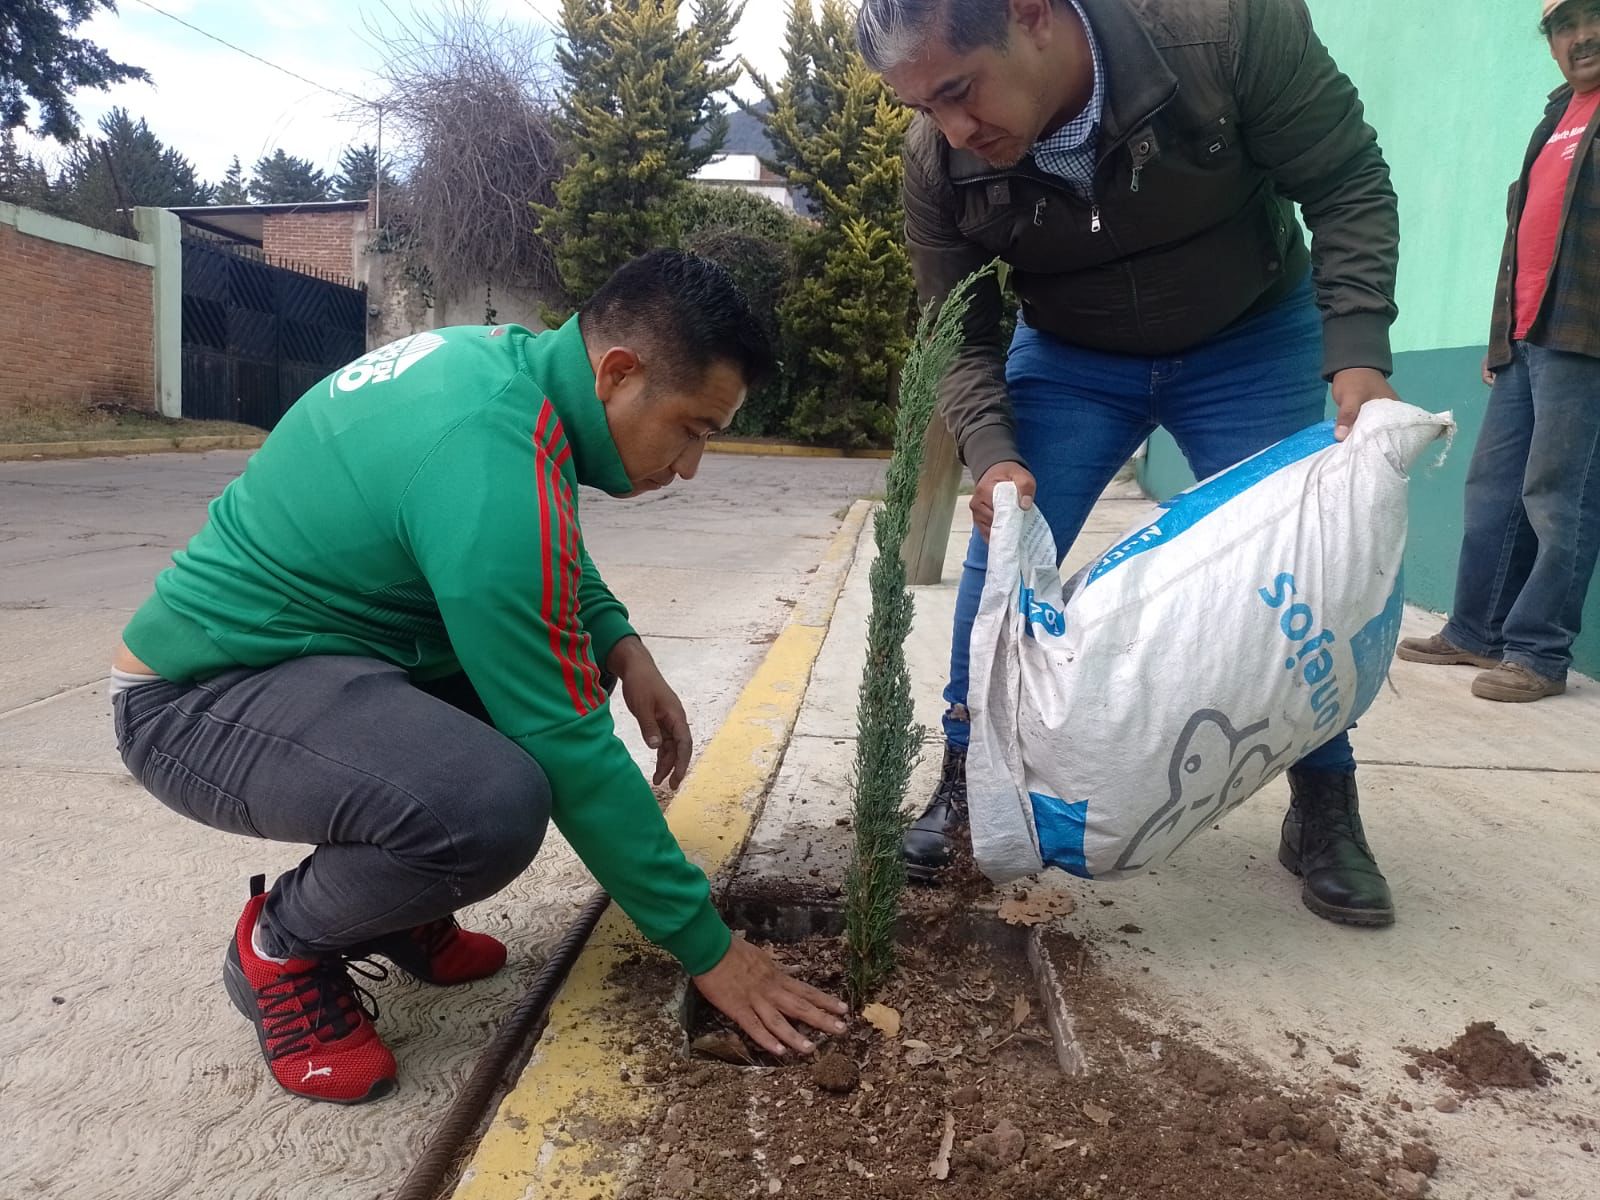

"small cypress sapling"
[843,262,996,1004]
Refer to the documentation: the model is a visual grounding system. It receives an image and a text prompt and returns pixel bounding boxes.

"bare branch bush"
[363,1,564,298]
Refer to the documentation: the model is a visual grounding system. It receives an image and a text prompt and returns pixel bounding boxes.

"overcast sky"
[27,0,794,181]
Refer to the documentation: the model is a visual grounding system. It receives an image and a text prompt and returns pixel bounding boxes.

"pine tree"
[538,0,742,305]
[0,129,58,211]
[215,155,249,204]
[845,263,993,1004]
[249,149,332,203]
[742,0,864,211]
[1,0,149,143]
[55,107,214,231]
[771,56,916,446]
[333,142,397,201]
[739,0,819,178]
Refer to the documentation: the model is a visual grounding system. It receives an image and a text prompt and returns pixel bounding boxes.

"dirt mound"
[1408,1021,1551,1093]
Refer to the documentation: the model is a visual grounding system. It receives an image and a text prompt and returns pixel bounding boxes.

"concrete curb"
[450,498,874,1200]
[706,439,891,460]
[0,434,266,462]
[3,435,875,464]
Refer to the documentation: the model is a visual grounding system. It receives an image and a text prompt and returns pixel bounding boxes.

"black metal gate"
[179,232,367,430]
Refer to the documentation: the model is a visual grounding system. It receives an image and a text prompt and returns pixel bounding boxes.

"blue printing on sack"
[1086,420,1337,586]
[1347,571,1405,723]
[1029,791,1091,879]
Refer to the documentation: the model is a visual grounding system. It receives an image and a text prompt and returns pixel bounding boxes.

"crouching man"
[111,250,847,1103]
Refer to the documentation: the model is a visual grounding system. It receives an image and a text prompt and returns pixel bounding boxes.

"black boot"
[1278,771,1395,927]
[902,745,967,882]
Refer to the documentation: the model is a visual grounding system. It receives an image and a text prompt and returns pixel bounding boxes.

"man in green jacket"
[111,251,847,1104]
[856,0,1404,924]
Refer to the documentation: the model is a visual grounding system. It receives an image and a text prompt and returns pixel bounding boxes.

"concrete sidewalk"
[0,450,884,1200]
[739,484,1600,1200]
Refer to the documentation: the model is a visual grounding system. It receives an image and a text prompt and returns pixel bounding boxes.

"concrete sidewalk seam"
[0,679,106,722]
[449,498,873,1200]
[1361,759,1600,775]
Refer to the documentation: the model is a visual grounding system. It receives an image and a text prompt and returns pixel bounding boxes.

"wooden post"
[900,416,964,585]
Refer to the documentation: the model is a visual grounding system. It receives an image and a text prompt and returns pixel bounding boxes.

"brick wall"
[262,210,363,282]
[0,221,154,413]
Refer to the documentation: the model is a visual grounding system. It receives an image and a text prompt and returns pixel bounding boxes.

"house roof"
[166,200,367,246]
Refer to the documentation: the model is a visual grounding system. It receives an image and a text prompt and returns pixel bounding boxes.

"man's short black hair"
[580,249,776,392]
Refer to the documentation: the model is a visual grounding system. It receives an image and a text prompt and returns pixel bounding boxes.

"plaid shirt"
[1489,85,1600,367]
[1029,0,1105,199]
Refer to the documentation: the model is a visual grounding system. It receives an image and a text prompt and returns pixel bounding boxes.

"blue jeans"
[1443,341,1600,681]
[944,276,1358,775]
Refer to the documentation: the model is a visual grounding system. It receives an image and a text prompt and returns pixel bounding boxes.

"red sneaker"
[222,876,397,1104]
[356,916,507,986]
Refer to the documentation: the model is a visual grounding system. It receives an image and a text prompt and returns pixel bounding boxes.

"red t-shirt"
[1515,88,1600,339]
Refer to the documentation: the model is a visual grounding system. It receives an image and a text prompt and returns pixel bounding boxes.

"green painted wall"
[1306,0,1554,354]
[1135,2,1599,678]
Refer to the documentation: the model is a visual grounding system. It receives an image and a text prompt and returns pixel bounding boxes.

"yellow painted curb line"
[0,433,266,461]
[452,498,873,1200]
[706,439,891,460]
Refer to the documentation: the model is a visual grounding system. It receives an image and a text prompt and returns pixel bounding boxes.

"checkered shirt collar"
[1029,0,1105,180]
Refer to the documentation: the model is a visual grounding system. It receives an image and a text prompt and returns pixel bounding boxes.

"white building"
[691,153,797,212]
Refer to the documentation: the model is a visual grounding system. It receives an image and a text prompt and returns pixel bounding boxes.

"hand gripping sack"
[967,400,1454,883]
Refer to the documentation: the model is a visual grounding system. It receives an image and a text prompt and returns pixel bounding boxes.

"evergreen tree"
[741,0,862,211]
[538,0,742,305]
[333,142,397,201]
[1,0,149,143]
[774,61,916,446]
[215,155,249,204]
[844,265,992,1003]
[55,107,214,231]
[0,129,59,211]
[249,149,332,203]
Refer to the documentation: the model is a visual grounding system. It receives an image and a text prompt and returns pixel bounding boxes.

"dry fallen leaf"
[1045,1136,1078,1153]
[1082,1101,1114,1127]
[929,1112,956,1180]
[862,1002,902,1039]
[691,1031,753,1064]
[997,887,1077,926]
[902,1039,937,1067]
[1011,994,1032,1029]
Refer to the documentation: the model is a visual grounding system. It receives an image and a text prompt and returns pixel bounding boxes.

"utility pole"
[374,102,384,230]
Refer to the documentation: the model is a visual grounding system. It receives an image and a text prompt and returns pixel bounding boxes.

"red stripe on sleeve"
[532,414,588,716]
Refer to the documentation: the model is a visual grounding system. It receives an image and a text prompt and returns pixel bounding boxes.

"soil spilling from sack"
[622,922,1423,1200]
[1406,1022,1552,1094]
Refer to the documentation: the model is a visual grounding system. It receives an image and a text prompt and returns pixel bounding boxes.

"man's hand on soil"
[971,461,1036,540]
[608,636,694,787]
[693,937,850,1058]
[1330,367,1400,442]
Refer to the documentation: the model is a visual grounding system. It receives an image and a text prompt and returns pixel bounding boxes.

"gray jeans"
[114,656,552,958]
